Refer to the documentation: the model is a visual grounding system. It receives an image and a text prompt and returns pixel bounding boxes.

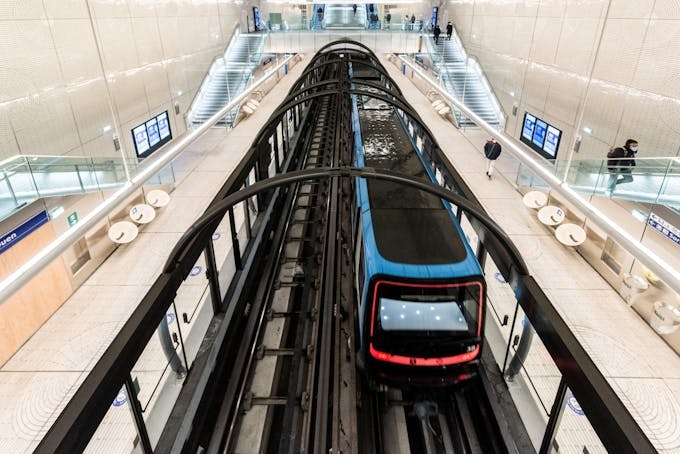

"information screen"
[520,111,562,160]
[157,112,171,139]
[132,111,173,158]
[532,119,547,148]
[133,124,150,156]
[543,125,561,158]
[522,113,536,141]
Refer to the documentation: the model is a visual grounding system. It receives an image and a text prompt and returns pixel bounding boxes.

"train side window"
[354,225,365,304]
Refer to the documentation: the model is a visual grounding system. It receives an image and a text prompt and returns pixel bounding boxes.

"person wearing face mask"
[606,138,638,194]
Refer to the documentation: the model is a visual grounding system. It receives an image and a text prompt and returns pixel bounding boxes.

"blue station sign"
[0,211,49,255]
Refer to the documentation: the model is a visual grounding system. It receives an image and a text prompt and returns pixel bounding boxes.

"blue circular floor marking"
[494,272,506,284]
[166,313,175,325]
[190,265,202,277]
[112,390,127,407]
[566,391,584,415]
[212,232,221,241]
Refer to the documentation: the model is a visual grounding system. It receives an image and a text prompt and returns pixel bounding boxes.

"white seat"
[438,106,450,115]
[242,105,254,115]
[523,191,548,209]
[246,101,258,110]
[248,99,260,106]
[538,205,565,226]
[555,223,586,246]
[129,204,156,224]
[108,221,139,244]
[146,189,170,208]
[432,100,443,108]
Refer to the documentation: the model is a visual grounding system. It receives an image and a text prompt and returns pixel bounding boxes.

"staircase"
[427,25,504,128]
[325,4,367,29]
[188,32,267,128]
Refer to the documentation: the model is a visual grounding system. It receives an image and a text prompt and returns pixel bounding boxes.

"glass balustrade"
[0,154,174,222]
[517,156,680,210]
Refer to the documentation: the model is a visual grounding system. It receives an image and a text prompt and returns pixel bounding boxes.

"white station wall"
[0,0,242,162]
[444,0,680,161]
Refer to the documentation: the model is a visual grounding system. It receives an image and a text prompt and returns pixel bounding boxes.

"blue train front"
[350,77,486,387]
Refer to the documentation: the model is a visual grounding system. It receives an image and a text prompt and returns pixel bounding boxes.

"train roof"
[358,106,468,265]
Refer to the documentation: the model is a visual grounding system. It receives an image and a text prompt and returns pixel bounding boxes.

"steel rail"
[398,55,680,296]
[0,54,294,304]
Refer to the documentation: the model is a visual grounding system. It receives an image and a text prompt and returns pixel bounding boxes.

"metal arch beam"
[316,38,380,60]
[247,89,341,147]
[164,167,528,277]
[347,88,437,147]
[245,88,434,161]
[349,78,403,99]
[289,58,349,92]
[283,79,342,100]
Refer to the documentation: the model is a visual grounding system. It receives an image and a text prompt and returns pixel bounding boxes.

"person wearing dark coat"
[484,138,502,179]
[433,24,441,44]
[446,22,453,40]
[352,4,357,15]
[606,138,638,194]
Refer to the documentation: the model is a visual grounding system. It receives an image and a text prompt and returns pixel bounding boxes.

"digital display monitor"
[543,125,561,158]
[133,124,150,156]
[157,112,170,140]
[146,118,160,147]
[520,111,561,160]
[532,119,547,148]
[522,113,536,141]
[132,111,173,158]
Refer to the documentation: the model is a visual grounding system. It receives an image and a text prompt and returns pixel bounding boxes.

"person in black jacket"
[606,138,638,194]
[433,24,441,44]
[446,22,453,40]
[484,138,502,179]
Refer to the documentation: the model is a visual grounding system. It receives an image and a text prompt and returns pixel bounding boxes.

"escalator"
[311,3,325,30]
[325,4,367,29]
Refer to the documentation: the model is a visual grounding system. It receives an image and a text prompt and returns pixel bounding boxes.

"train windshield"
[380,298,469,332]
[372,280,483,341]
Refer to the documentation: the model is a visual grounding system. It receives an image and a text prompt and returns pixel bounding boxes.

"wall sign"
[67,212,78,227]
[648,213,680,247]
[0,211,49,255]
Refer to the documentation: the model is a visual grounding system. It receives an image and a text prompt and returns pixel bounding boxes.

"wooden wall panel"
[0,222,72,365]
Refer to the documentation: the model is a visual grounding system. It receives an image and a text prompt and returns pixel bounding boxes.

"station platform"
[0,52,678,453]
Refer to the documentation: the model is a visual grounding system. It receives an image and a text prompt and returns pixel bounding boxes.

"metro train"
[351,91,486,387]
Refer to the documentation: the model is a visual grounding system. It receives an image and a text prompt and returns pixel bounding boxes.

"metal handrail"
[0,55,294,304]
[399,56,680,295]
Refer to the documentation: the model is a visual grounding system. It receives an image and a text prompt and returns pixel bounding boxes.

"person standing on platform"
[484,138,502,179]
[433,24,441,44]
[446,22,453,40]
[353,4,357,15]
[411,14,416,30]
